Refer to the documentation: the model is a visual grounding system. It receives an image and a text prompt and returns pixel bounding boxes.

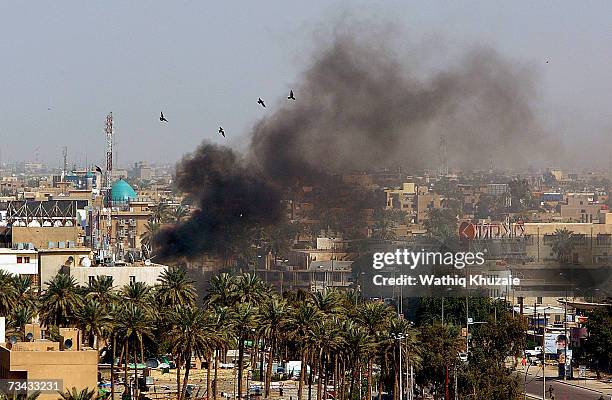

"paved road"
[524,377,609,400]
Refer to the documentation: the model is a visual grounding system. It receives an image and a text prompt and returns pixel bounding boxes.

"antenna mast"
[104,112,114,201]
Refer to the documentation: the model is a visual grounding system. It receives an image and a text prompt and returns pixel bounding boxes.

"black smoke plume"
[157,29,558,260]
[156,144,282,259]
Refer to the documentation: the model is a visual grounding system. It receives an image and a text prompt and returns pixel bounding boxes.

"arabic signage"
[459,221,525,240]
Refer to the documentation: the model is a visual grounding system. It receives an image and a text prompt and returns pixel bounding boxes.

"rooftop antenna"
[62,146,68,181]
[104,112,114,205]
[439,135,448,176]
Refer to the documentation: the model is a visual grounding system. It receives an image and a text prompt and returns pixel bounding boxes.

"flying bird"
[159,111,168,122]
[219,127,225,138]
[257,98,266,108]
[288,90,296,100]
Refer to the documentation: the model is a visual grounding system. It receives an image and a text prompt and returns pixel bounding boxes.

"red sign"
[459,222,476,240]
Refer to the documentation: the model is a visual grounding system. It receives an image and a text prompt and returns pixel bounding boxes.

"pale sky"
[1,1,612,169]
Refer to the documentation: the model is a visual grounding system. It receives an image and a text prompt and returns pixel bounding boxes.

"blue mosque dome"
[111,179,137,203]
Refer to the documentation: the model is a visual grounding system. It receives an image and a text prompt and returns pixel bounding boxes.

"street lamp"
[392,333,405,400]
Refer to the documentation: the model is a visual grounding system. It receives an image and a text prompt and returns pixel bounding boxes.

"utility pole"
[543,308,546,399]
[465,296,469,352]
[393,334,404,400]
[564,292,568,381]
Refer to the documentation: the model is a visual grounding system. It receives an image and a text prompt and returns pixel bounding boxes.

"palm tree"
[58,387,96,400]
[551,228,575,263]
[357,302,395,400]
[152,201,171,223]
[86,275,116,308]
[140,220,161,252]
[0,271,18,317]
[232,303,260,400]
[292,302,321,400]
[6,305,36,340]
[210,305,234,400]
[166,306,219,400]
[206,273,237,307]
[40,273,83,327]
[120,282,154,312]
[114,304,154,400]
[75,298,110,349]
[259,296,292,397]
[13,275,36,310]
[155,266,197,308]
[235,273,268,304]
[170,205,189,222]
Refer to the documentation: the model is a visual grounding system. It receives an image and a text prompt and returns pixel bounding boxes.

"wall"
[38,249,93,288]
[66,265,167,287]
[0,345,97,400]
[12,226,81,249]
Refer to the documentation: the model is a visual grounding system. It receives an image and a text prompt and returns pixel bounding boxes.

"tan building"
[39,247,93,288]
[559,193,604,223]
[63,262,168,288]
[0,337,97,400]
[12,226,82,249]
[99,200,152,253]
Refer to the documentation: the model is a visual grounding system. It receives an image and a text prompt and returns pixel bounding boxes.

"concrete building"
[0,336,97,400]
[39,247,93,288]
[0,247,38,283]
[62,262,168,287]
[559,193,604,223]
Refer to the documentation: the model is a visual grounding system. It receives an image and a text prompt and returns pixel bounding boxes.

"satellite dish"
[26,332,33,341]
[64,338,73,349]
[80,257,92,267]
[144,259,152,266]
[9,335,17,344]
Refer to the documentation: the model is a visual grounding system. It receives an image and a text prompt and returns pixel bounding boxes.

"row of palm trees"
[1,269,427,400]
[1,268,525,399]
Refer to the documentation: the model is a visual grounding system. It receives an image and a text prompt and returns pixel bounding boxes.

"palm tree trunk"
[111,334,116,400]
[367,359,373,400]
[206,355,212,400]
[333,356,338,400]
[238,335,245,400]
[181,352,192,400]
[317,350,323,400]
[349,361,355,400]
[176,354,182,400]
[259,337,265,388]
[124,342,129,395]
[298,349,307,400]
[308,354,314,400]
[133,346,139,400]
[265,335,276,397]
[213,350,219,400]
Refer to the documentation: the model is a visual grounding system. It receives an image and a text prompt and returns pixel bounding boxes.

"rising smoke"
[157,29,558,260]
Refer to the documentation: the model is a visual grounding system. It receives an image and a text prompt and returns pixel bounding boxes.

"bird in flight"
[288,90,295,100]
[160,111,168,122]
[257,98,266,108]
[219,127,225,138]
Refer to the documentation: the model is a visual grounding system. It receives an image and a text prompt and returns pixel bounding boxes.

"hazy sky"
[1,1,612,169]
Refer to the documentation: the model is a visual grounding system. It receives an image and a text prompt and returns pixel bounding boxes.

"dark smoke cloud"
[156,144,282,259]
[158,30,559,259]
[250,33,558,178]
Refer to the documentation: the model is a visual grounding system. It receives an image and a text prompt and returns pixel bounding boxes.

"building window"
[129,276,136,284]
[16,257,22,264]
[24,257,30,263]
[537,297,543,304]
[89,276,95,286]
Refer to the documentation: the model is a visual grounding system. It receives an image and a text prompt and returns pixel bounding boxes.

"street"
[525,377,609,400]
